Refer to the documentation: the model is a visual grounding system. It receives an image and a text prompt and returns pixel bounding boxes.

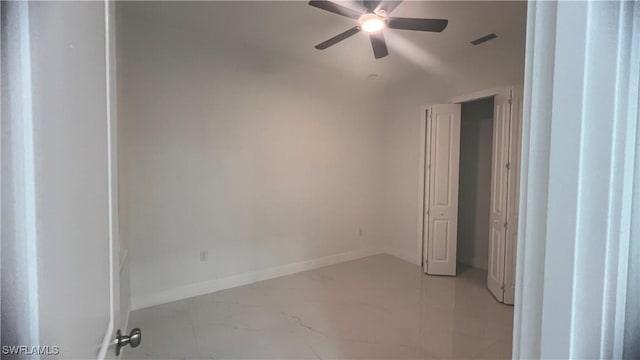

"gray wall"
[456,97,494,270]
[117,3,386,308]
[379,19,526,264]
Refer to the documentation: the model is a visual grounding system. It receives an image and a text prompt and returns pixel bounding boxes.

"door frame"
[418,86,511,271]
[514,1,639,358]
[99,0,121,358]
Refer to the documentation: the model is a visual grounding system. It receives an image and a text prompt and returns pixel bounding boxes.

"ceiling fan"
[309,0,448,59]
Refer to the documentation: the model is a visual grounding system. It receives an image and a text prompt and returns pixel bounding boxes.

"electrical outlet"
[200,251,208,262]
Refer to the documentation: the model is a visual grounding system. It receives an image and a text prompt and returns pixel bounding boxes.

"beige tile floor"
[125,254,513,360]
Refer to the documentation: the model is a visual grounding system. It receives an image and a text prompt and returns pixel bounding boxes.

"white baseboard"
[384,247,421,265]
[131,247,384,311]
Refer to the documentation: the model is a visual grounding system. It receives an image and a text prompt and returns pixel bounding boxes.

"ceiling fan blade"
[375,0,403,14]
[363,0,381,13]
[308,1,363,19]
[387,17,448,32]
[315,26,361,50]
[369,32,389,59]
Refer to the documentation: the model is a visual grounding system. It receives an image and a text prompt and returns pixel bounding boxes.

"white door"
[503,86,523,305]
[422,109,432,272]
[425,104,461,276]
[487,90,512,301]
[5,1,122,358]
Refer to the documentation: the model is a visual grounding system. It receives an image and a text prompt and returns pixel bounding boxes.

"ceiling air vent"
[471,33,497,46]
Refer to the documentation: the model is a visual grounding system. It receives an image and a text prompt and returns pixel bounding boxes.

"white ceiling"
[119,1,527,83]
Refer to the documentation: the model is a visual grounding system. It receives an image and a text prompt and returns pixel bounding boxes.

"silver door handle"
[114,328,142,356]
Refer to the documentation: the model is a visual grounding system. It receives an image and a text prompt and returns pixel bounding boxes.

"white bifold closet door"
[423,88,523,301]
[487,86,523,303]
[503,87,523,304]
[424,104,461,276]
[487,90,512,302]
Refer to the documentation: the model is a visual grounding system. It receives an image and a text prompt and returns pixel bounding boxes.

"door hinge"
[506,162,511,170]
[508,97,513,105]
[504,222,508,229]
[427,163,431,169]
[426,210,430,216]
[501,284,505,290]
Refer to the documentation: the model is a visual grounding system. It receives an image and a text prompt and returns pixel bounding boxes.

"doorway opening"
[420,86,522,305]
[456,97,494,275]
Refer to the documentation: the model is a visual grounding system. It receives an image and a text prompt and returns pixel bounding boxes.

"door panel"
[22,1,120,358]
[503,86,523,305]
[490,227,504,283]
[426,104,461,276]
[487,90,511,301]
[433,220,450,260]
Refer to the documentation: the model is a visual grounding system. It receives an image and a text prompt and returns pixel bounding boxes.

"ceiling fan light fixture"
[359,14,385,33]
[309,0,449,60]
